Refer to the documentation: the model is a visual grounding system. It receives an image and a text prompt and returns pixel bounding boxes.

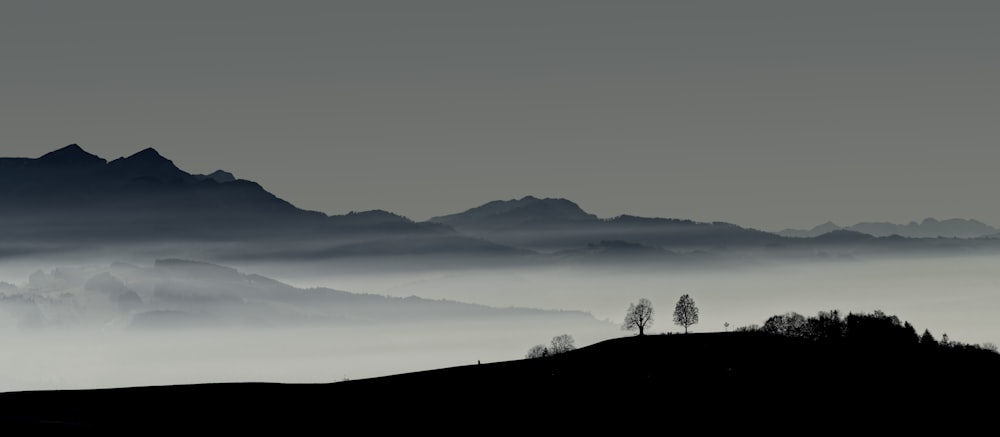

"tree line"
[739,309,997,353]
[527,295,997,358]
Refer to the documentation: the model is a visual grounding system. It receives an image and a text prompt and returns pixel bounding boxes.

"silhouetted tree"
[673,294,698,334]
[902,321,919,345]
[527,334,576,358]
[526,344,548,359]
[622,298,654,336]
[763,312,808,338]
[920,329,937,347]
[844,310,918,346]
[724,322,730,332]
[550,334,576,354]
[807,310,845,341]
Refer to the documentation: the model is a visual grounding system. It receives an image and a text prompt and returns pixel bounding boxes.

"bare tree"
[673,294,699,334]
[550,334,576,354]
[526,334,576,358]
[622,298,654,336]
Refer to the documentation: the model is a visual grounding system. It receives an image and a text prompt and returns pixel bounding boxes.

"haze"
[2,253,998,391]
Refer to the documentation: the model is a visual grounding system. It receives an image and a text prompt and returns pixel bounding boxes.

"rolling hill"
[1,332,995,431]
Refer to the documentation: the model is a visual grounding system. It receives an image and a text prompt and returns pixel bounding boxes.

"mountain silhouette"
[5,146,998,263]
[35,143,107,167]
[430,196,782,251]
[811,229,877,243]
[0,145,516,259]
[780,218,997,238]
[426,197,1000,258]
[431,196,599,230]
[778,221,843,238]
[107,147,193,183]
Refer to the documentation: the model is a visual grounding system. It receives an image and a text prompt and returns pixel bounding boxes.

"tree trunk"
[684,326,688,334]
[639,325,644,336]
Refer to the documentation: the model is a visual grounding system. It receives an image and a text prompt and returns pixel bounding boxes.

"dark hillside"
[1,332,996,431]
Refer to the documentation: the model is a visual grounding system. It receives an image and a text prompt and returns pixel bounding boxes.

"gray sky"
[2,1,998,231]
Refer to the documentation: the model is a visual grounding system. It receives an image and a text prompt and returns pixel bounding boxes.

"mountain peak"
[194,170,237,183]
[109,147,190,182]
[430,195,598,230]
[126,147,167,161]
[44,143,85,155]
[207,170,235,182]
[36,144,106,166]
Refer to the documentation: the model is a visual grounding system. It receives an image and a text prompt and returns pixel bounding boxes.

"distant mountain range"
[779,218,998,239]
[1,259,601,330]
[430,195,782,252]
[0,145,515,259]
[428,196,1000,257]
[3,145,999,262]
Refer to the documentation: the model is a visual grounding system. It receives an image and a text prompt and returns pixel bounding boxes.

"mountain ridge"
[428,195,782,251]
[5,145,1000,262]
[779,217,998,239]
[0,145,517,259]
[430,195,599,229]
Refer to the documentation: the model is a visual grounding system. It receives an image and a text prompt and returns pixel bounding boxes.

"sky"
[2,1,999,231]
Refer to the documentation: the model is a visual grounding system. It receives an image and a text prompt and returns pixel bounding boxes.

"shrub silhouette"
[526,344,549,359]
[526,334,576,358]
[549,334,576,354]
